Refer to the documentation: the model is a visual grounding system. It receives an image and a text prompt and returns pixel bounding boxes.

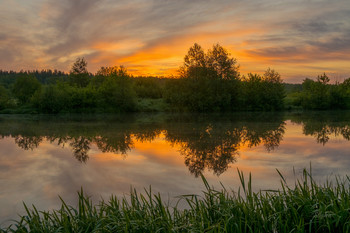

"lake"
[1,112,350,227]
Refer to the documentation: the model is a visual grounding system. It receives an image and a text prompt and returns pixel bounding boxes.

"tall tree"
[70,57,88,75]
[207,44,239,80]
[70,57,89,87]
[180,43,239,80]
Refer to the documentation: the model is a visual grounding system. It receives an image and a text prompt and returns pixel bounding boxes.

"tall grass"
[2,169,350,232]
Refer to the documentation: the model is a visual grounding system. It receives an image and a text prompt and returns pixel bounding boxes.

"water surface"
[1,112,350,226]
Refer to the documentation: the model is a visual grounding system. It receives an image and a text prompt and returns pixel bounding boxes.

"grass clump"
[2,169,350,232]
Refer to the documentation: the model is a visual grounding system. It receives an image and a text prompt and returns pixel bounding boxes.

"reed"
[2,168,350,232]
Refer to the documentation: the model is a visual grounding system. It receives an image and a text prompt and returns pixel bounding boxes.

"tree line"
[0,43,349,113]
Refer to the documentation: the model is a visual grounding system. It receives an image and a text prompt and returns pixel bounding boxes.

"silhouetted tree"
[180,43,239,80]
[317,72,330,84]
[96,66,128,77]
[71,57,88,74]
[180,43,206,76]
[207,43,239,80]
[166,43,240,111]
[70,57,90,87]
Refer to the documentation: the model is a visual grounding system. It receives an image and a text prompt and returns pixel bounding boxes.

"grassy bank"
[2,169,350,232]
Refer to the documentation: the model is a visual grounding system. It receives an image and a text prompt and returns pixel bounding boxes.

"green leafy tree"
[133,77,164,99]
[12,74,41,104]
[242,73,263,110]
[262,68,285,110]
[98,68,136,112]
[32,83,70,113]
[0,85,9,109]
[240,69,285,111]
[300,74,330,109]
[92,66,129,88]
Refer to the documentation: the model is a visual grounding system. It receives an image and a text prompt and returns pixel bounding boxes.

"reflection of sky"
[1,121,350,227]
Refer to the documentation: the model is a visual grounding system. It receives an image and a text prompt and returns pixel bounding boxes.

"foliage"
[0,85,10,110]
[165,77,237,112]
[3,54,350,113]
[96,65,128,77]
[32,83,98,113]
[166,43,242,111]
[0,69,68,87]
[206,43,240,80]
[3,169,350,232]
[167,44,285,112]
[133,77,164,99]
[69,57,90,88]
[70,57,88,75]
[296,73,350,110]
[97,70,137,112]
[239,69,285,111]
[31,65,137,113]
[180,43,239,80]
[12,74,41,104]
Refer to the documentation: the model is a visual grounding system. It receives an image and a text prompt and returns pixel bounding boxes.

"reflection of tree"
[165,115,285,177]
[94,135,133,154]
[292,112,350,145]
[70,137,91,163]
[303,124,350,145]
[182,143,239,177]
[341,126,350,140]
[133,129,162,143]
[14,136,43,150]
[1,114,286,176]
[242,123,285,152]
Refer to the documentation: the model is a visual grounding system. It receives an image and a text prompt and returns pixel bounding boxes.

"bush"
[133,77,164,99]
[12,74,41,104]
[98,75,137,112]
[298,74,350,110]
[241,70,285,111]
[0,85,10,110]
[32,83,98,113]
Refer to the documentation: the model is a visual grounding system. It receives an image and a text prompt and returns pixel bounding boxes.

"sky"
[0,0,350,83]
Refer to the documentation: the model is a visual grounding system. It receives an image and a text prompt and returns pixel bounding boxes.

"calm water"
[1,112,350,226]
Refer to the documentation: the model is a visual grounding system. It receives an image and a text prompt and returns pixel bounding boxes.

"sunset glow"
[0,0,349,82]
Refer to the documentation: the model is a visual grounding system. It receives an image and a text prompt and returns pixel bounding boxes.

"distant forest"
[1,43,350,113]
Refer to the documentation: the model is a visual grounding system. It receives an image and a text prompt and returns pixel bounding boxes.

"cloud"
[0,0,349,81]
[0,48,16,65]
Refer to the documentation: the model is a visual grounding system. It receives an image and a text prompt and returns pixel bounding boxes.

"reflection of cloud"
[2,119,350,226]
[0,0,349,81]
